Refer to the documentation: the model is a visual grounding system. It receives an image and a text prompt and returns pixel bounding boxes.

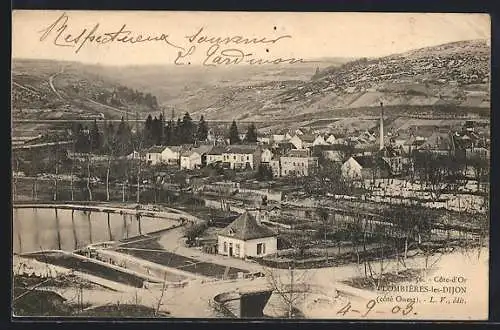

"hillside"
[12,59,160,120]
[246,39,490,122]
[11,58,345,122]
[11,39,490,128]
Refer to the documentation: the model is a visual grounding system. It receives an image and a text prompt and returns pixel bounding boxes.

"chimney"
[379,102,384,150]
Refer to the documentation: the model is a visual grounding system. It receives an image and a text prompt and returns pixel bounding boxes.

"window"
[223,242,227,252]
[257,243,266,255]
[234,156,236,160]
[235,244,240,255]
[246,156,250,161]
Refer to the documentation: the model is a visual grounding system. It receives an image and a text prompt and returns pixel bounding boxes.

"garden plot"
[361,179,487,213]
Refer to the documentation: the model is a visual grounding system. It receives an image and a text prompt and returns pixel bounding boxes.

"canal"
[13,207,178,254]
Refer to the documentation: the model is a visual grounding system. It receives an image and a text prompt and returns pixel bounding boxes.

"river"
[12,207,178,254]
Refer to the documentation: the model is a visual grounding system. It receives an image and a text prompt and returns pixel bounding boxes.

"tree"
[197,115,209,142]
[132,129,146,204]
[316,207,329,261]
[164,120,174,145]
[183,221,208,246]
[90,120,102,152]
[173,118,182,145]
[469,153,489,193]
[151,116,160,145]
[104,125,117,202]
[116,117,132,156]
[264,265,312,318]
[74,123,89,153]
[144,115,154,146]
[180,112,195,144]
[229,120,241,144]
[256,164,273,181]
[157,112,164,145]
[244,123,258,143]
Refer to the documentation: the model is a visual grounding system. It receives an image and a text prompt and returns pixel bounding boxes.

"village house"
[207,145,262,170]
[126,150,144,161]
[326,134,336,144]
[206,146,226,166]
[289,133,320,150]
[280,149,319,177]
[312,135,329,147]
[223,145,262,170]
[145,146,165,166]
[419,131,454,155]
[269,157,281,177]
[341,155,390,181]
[260,146,273,163]
[161,146,183,165]
[217,211,278,259]
[180,145,213,170]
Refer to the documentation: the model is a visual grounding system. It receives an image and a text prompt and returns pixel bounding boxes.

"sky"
[12,11,490,66]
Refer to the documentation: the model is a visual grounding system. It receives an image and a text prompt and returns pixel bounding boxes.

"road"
[46,65,132,118]
[48,67,65,100]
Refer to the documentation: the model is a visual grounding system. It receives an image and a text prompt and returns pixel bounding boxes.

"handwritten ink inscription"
[38,12,309,66]
[336,299,417,318]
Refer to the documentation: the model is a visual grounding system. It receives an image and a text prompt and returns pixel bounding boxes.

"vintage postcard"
[11,11,490,320]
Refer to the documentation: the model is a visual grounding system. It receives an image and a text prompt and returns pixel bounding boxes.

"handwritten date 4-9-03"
[337,299,416,318]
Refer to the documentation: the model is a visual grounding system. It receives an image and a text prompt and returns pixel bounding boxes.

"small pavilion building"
[217,212,277,259]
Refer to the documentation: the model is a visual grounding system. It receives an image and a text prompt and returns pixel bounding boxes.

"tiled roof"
[300,134,316,143]
[146,146,165,153]
[180,145,214,157]
[284,149,310,158]
[164,146,183,152]
[352,156,377,168]
[207,146,227,155]
[225,144,260,154]
[218,212,277,240]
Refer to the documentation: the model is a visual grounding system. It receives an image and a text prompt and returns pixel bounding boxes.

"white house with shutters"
[217,212,277,259]
[161,146,183,165]
[179,145,213,170]
[145,146,165,166]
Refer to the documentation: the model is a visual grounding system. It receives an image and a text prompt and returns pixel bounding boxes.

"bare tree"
[263,265,311,318]
[316,207,329,261]
[52,145,60,201]
[86,152,93,201]
[154,272,169,316]
[105,140,116,202]
[70,139,76,201]
[469,153,488,193]
[131,131,145,204]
